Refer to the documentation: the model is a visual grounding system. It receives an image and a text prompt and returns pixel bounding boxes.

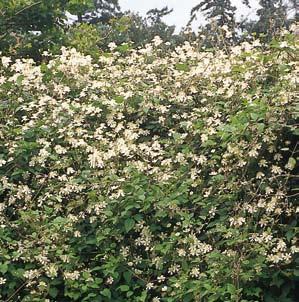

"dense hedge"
[0,30,298,301]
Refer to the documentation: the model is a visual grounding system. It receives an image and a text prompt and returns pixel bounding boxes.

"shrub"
[0,30,298,301]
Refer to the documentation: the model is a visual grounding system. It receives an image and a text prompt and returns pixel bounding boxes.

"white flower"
[157,275,165,283]
[256,172,265,179]
[106,276,114,285]
[252,39,261,47]
[177,249,186,257]
[222,25,229,31]
[209,207,216,216]
[271,165,282,174]
[189,239,212,256]
[54,145,67,154]
[229,217,246,227]
[201,134,208,143]
[146,282,154,290]
[64,271,80,280]
[248,149,259,158]
[174,282,181,288]
[168,264,180,275]
[222,25,233,38]
[152,36,163,47]
[1,56,11,67]
[190,267,200,278]
[280,41,288,48]
[108,42,117,50]
[291,245,299,254]
[259,159,268,167]
[198,155,207,164]
[45,264,58,278]
[24,269,40,280]
[74,230,81,237]
[88,148,104,168]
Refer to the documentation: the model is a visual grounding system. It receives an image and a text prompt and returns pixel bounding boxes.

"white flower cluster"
[0,30,298,301]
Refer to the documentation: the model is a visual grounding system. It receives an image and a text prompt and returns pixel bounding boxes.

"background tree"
[189,0,237,49]
[68,0,120,23]
[0,0,120,60]
[286,0,298,21]
[0,0,68,59]
[94,7,177,51]
[239,0,297,40]
[189,0,236,29]
[254,0,288,38]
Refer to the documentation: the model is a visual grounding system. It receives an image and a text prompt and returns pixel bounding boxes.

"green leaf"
[250,113,258,120]
[287,157,296,170]
[119,285,130,292]
[16,75,24,86]
[175,63,190,72]
[117,43,130,53]
[89,283,101,289]
[183,293,193,302]
[294,270,299,277]
[0,263,8,274]
[286,230,294,242]
[226,283,236,294]
[100,288,111,299]
[82,293,97,301]
[124,218,135,233]
[115,96,125,104]
[123,271,132,283]
[49,287,58,298]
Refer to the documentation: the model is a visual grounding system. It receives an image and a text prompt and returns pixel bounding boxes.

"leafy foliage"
[0,28,298,302]
[254,0,288,38]
[96,10,177,51]
[69,0,120,23]
[191,0,298,43]
[190,0,236,28]
[0,0,120,60]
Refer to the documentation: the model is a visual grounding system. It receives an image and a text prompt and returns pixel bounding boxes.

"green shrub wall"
[0,32,298,301]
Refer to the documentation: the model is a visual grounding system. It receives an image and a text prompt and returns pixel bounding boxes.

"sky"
[119,0,260,31]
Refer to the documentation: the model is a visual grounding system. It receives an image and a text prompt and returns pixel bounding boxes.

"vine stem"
[5,281,28,302]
